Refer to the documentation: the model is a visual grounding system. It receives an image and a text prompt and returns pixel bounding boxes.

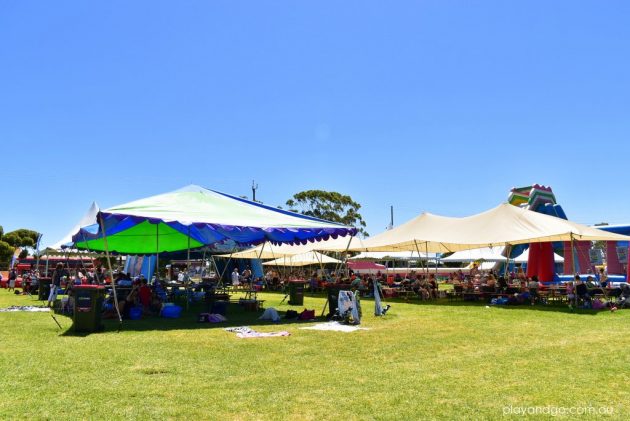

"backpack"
[285,310,298,319]
[298,309,315,320]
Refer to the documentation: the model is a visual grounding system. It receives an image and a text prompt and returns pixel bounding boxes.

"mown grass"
[0,289,629,420]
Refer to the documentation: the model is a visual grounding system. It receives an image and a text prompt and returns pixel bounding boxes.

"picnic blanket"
[225,326,290,339]
[300,321,368,332]
[0,306,51,313]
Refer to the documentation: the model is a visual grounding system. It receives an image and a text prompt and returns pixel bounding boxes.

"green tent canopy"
[72,185,355,255]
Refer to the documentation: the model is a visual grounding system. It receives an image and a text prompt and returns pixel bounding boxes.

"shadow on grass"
[57,290,622,336]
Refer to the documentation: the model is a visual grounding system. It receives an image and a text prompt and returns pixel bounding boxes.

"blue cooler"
[129,306,143,320]
[162,305,182,318]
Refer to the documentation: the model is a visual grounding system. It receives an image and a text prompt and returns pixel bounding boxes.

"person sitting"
[470,263,480,277]
[486,274,497,289]
[138,279,152,314]
[574,276,592,307]
[416,277,431,300]
[565,281,575,304]
[472,274,482,288]
[586,275,604,297]
[21,272,32,295]
[528,276,540,305]
[497,276,508,291]
[427,274,438,299]
[118,284,140,319]
[149,292,164,314]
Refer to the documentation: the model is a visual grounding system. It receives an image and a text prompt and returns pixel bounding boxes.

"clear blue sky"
[1,0,629,247]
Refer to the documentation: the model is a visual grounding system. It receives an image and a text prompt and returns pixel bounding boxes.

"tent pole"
[217,249,236,288]
[155,223,160,282]
[270,245,284,290]
[316,251,325,274]
[34,234,42,281]
[209,253,217,278]
[425,241,430,276]
[256,242,267,289]
[80,231,92,282]
[504,244,511,277]
[570,233,577,307]
[570,233,577,275]
[186,226,191,311]
[342,235,352,278]
[202,247,206,277]
[100,214,122,324]
[413,240,423,277]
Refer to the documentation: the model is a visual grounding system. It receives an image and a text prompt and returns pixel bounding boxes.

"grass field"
[1,289,628,420]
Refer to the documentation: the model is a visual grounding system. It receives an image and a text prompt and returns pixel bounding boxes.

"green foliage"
[1,232,20,247]
[286,190,368,236]
[3,229,39,248]
[0,228,39,268]
[0,240,13,268]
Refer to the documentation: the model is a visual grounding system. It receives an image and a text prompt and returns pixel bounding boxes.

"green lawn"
[0,289,628,420]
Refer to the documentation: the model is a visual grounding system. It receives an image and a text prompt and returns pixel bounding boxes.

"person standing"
[47,263,68,307]
[231,268,240,288]
[598,267,609,288]
[8,268,17,292]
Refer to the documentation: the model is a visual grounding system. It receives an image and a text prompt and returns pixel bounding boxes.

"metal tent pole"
[100,214,122,325]
[186,226,191,310]
[155,223,160,282]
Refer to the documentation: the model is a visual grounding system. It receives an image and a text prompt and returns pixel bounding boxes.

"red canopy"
[347,261,386,272]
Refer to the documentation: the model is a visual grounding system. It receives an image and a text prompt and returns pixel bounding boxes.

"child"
[566,282,575,308]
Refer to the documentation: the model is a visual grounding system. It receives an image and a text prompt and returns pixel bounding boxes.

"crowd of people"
[6,259,629,315]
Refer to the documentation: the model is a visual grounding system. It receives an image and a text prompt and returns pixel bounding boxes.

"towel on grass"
[300,321,368,332]
[0,306,50,313]
[225,326,290,338]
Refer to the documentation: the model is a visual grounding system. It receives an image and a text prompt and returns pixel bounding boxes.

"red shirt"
[139,285,152,306]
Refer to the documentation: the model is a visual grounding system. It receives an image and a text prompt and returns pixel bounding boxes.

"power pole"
[252,180,259,202]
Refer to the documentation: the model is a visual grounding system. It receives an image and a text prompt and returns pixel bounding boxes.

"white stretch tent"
[440,247,508,263]
[348,251,438,260]
[262,251,341,267]
[217,235,366,259]
[353,203,630,253]
[47,202,99,251]
[217,243,316,259]
[513,248,564,264]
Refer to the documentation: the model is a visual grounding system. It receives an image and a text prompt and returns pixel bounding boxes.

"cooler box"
[288,280,306,305]
[38,278,52,301]
[161,305,182,318]
[129,306,143,320]
[72,285,105,332]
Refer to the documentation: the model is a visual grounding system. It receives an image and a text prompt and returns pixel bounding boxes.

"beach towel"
[300,321,368,332]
